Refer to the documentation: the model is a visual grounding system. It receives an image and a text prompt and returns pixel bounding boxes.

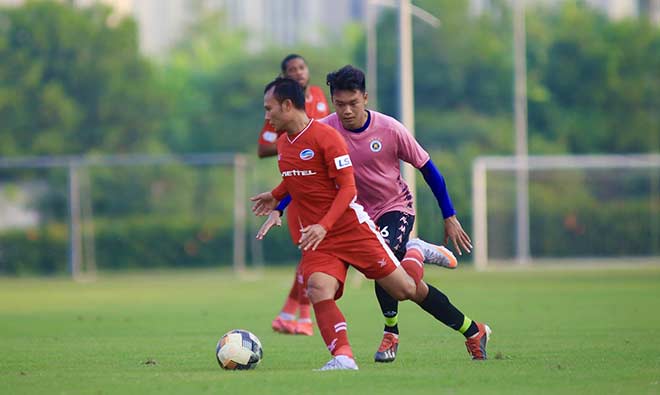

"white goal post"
[472,153,660,270]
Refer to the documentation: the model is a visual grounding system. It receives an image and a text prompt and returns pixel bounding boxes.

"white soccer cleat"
[315,355,359,371]
[406,238,458,269]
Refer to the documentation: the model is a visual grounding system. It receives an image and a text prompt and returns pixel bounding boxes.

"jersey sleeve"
[394,121,430,168]
[307,86,330,119]
[321,128,354,180]
[258,119,280,146]
[271,181,288,201]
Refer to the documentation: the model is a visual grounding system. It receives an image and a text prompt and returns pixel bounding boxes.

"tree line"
[0,1,658,272]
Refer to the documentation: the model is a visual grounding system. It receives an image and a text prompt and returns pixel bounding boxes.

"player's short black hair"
[264,77,306,110]
[280,54,305,74]
[326,65,366,96]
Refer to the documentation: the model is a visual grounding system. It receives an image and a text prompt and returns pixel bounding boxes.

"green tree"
[158,13,360,153]
[0,1,170,156]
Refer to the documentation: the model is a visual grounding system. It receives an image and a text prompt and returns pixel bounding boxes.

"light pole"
[398,0,417,234]
[513,0,530,264]
[365,0,440,112]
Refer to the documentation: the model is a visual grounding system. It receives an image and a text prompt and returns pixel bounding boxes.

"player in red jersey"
[251,77,489,370]
[258,54,330,337]
[258,61,342,336]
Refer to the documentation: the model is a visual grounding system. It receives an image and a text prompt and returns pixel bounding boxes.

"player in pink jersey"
[252,77,490,370]
[260,66,489,363]
[258,54,330,337]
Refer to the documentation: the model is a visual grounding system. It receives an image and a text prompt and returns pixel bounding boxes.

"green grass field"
[1,265,659,395]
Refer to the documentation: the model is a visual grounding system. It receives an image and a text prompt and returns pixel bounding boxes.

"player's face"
[332,89,368,130]
[284,58,310,88]
[264,88,287,131]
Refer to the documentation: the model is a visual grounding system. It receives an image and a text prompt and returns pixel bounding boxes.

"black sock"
[463,321,479,338]
[418,284,466,332]
[375,281,399,335]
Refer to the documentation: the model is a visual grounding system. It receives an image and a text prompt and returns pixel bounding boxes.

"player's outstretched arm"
[444,215,472,255]
[256,211,282,240]
[419,159,472,255]
[250,192,279,216]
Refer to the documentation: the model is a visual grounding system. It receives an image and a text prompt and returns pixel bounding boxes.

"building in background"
[470,0,660,24]
[2,0,657,55]
[0,0,364,55]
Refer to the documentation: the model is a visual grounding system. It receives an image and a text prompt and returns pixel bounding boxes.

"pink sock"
[401,247,424,285]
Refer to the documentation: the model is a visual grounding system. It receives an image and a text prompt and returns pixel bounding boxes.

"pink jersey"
[319,111,430,221]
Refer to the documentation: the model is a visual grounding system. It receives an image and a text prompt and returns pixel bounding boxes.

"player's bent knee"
[376,269,417,301]
[401,283,417,301]
[306,273,340,303]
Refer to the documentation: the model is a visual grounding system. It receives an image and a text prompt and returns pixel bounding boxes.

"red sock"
[401,247,424,285]
[313,299,353,358]
[298,274,312,320]
[280,273,301,316]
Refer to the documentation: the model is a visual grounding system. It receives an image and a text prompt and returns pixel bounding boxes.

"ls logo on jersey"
[263,131,278,143]
[334,154,352,170]
[369,138,383,152]
[299,149,315,160]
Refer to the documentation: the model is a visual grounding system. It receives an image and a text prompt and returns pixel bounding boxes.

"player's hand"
[256,211,282,240]
[298,224,327,251]
[444,215,472,255]
[250,192,278,216]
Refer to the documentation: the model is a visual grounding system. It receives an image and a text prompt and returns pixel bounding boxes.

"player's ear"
[363,92,368,106]
[282,98,292,112]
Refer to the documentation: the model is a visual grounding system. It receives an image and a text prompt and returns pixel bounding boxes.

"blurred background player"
[261,65,482,362]
[257,54,330,158]
[252,77,490,370]
[257,54,330,336]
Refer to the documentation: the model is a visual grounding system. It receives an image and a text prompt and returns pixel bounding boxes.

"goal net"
[0,154,250,279]
[472,154,660,269]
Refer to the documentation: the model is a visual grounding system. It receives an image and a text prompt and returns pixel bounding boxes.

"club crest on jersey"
[317,102,327,112]
[369,139,383,152]
[334,154,352,170]
[299,148,315,160]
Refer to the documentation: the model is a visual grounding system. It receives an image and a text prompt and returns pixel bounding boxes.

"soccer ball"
[215,329,263,370]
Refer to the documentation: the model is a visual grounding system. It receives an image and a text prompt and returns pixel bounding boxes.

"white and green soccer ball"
[215,329,263,370]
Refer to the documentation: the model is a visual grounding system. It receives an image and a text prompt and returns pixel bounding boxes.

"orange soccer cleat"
[271,317,297,334]
[295,321,314,336]
[465,322,492,360]
[374,332,399,363]
[407,238,458,269]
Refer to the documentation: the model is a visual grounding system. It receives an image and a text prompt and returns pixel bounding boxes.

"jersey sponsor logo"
[334,154,352,170]
[263,131,278,143]
[299,148,315,160]
[317,102,326,112]
[369,138,383,152]
[281,169,317,177]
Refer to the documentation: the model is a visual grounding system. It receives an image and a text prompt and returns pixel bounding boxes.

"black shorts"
[375,211,415,261]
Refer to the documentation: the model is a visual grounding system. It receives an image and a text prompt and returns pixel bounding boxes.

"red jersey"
[271,120,401,288]
[258,85,330,146]
[271,120,370,243]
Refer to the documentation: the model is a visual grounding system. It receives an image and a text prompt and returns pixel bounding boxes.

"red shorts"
[299,220,400,299]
